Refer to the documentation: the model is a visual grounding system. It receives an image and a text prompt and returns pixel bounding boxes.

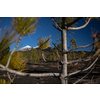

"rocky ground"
[0,59,100,84]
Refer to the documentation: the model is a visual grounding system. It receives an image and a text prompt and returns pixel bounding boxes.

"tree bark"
[61,29,68,84]
[6,36,22,68]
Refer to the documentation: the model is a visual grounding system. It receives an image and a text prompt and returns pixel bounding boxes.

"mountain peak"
[18,45,53,51]
[25,45,31,48]
[19,45,31,51]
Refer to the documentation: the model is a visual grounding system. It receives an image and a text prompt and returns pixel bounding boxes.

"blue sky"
[0,17,100,51]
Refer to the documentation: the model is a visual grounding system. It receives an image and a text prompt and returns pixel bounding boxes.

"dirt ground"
[0,59,100,84]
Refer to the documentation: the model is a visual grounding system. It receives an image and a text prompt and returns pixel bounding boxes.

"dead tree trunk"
[61,17,68,84]
[52,17,93,84]
[61,29,68,84]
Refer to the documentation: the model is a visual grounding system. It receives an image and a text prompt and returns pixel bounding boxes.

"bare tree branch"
[53,24,61,31]
[67,17,91,30]
[68,56,92,64]
[7,72,16,83]
[50,40,63,65]
[51,17,62,31]
[50,39,62,53]
[56,49,63,70]
[65,57,98,77]
[6,36,22,68]
[42,51,47,62]
[7,72,12,82]
[56,49,60,59]
[73,65,95,84]
[0,64,60,77]
[68,38,100,52]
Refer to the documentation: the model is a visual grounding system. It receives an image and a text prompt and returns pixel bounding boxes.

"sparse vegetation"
[25,47,40,64]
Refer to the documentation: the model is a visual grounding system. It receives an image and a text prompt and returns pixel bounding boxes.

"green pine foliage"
[0,27,18,62]
[68,38,78,50]
[54,37,62,58]
[38,35,51,50]
[0,27,18,52]
[55,37,62,51]
[9,52,27,71]
[68,38,78,60]
[54,37,87,60]
[0,17,39,71]
[81,50,86,58]
[58,17,76,27]
[0,52,9,66]
[0,47,10,61]
[12,17,39,36]
[0,28,18,65]
[0,52,27,71]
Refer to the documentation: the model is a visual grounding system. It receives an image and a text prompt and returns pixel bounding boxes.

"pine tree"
[0,27,18,65]
[37,35,51,62]
[52,17,93,84]
[6,17,39,68]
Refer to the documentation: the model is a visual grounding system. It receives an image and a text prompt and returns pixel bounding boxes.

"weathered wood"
[67,17,91,30]
[68,38,100,52]
[61,29,68,84]
[67,57,99,77]
[6,36,22,68]
[51,17,62,31]
[73,65,95,84]
[0,64,60,77]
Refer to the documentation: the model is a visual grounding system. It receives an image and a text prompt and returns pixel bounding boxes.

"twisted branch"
[66,17,83,27]
[67,17,91,30]
[51,17,62,31]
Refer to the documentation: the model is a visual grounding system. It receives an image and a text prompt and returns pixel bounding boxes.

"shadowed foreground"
[0,59,100,84]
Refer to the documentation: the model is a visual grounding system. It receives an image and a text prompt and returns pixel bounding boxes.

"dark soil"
[0,59,100,84]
